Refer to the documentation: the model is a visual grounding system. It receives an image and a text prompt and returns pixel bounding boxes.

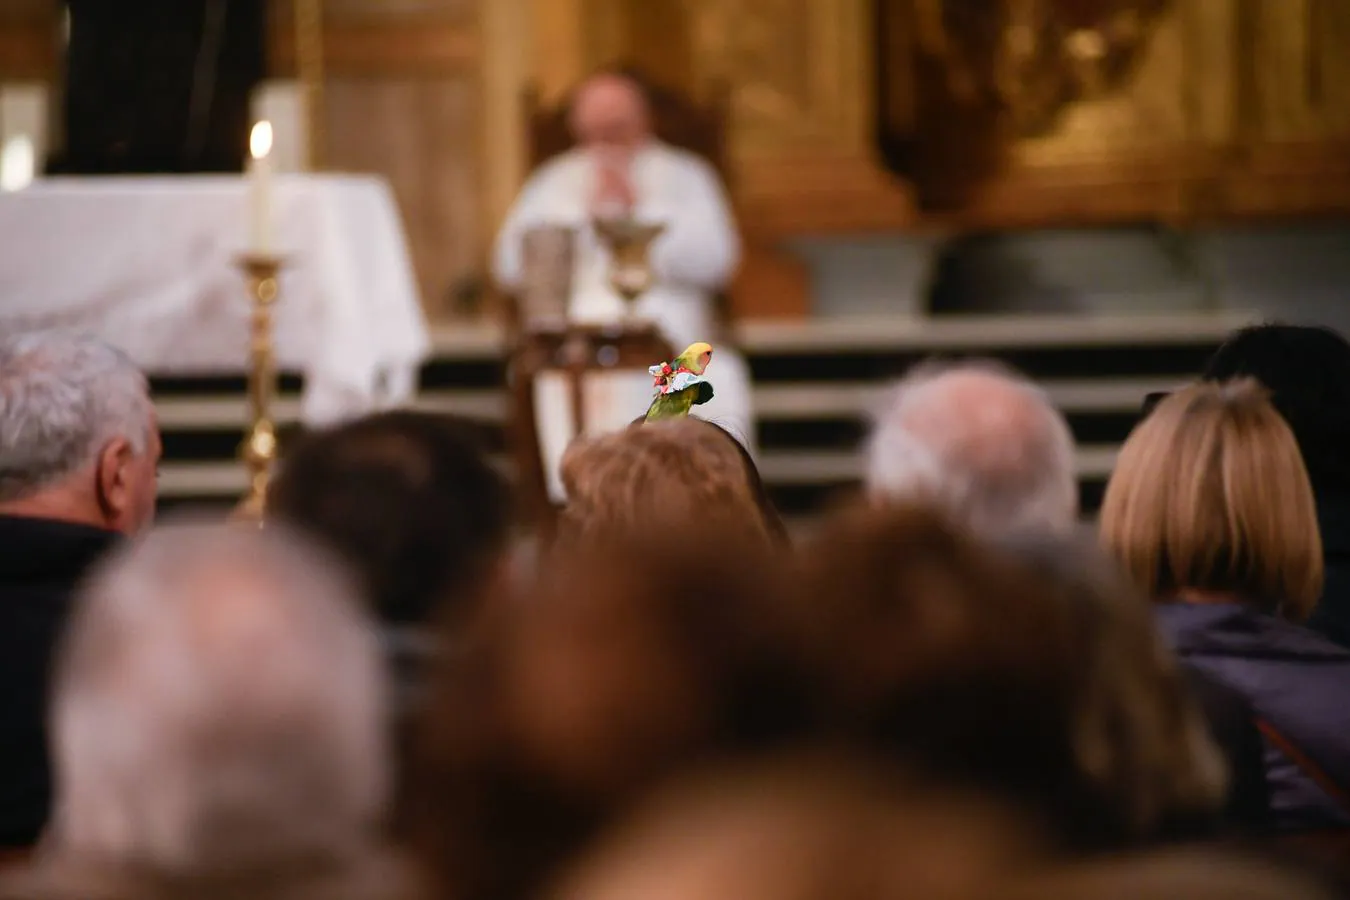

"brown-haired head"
[788,503,1223,851]
[547,756,1046,900]
[1100,378,1323,618]
[561,418,783,547]
[405,527,801,900]
[268,410,511,629]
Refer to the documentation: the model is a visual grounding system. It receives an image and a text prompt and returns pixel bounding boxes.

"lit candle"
[0,136,34,192]
[248,121,273,255]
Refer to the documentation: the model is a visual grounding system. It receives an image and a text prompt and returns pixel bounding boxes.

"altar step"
[150,312,1251,521]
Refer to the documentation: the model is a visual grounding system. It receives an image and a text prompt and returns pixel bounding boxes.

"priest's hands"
[590,152,636,218]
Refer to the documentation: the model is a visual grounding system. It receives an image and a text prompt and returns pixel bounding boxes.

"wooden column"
[269,0,484,319]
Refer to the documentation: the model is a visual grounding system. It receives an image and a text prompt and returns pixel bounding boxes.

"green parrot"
[644,342,716,423]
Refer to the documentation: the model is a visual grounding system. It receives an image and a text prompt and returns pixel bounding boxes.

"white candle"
[0,136,34,192]
[248,121,274,255]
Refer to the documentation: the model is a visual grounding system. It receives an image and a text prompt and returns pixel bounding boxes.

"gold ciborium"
[232,254,285,523]
[593,216,665,315]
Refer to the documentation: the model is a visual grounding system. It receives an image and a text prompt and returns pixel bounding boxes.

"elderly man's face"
[570,75,651,156]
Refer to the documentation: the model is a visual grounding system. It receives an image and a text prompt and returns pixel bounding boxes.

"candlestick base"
[232,254,288,522]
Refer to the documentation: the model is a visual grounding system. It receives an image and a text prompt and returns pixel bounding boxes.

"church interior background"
[2,0,1349,526]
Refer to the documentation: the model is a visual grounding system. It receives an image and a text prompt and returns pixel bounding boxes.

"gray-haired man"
[21,523,399,892]
[0,332,160,850]
[864,359,1079,539]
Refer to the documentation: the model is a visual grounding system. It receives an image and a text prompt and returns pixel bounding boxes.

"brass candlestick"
[233,255,285,522]
[593,217,665,313]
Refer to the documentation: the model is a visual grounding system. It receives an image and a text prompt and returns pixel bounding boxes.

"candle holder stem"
[234,255,284,521]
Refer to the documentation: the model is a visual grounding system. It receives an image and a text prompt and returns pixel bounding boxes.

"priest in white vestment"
[492,72,754,499]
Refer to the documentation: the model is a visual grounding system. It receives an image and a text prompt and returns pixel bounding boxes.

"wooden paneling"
[531,0,589,101]
[732,246,811,319]
[481,0,531,241]
[687,0,875,158]
[294,0,488,317]
[324,75,482,316]
[269,21,478,76]
[0,14,480,80]
[738,140,1350,237]
[0,23,55,80]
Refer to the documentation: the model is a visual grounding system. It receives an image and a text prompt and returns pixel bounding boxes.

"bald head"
[865,360,1078,539]
[570,72,651,154]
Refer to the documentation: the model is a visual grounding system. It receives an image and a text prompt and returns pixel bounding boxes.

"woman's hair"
[1099,379,1323,617]
[788,504,1224,852]
[561,419,782,545]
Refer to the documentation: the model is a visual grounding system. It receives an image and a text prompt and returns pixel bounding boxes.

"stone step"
[426,311,1251,354]
[155,445,1120,499]
[152,376,1181,431]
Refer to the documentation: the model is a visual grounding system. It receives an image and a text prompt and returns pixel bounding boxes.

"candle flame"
[250,121,273,160]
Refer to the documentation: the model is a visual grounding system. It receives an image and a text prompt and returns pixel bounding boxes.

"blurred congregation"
[5,1,1350,900]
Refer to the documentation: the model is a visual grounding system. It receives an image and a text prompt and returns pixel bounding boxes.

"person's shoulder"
[1250,612,1350,664]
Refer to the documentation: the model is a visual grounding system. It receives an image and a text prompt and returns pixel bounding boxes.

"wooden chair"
[506,70,730,527]
[509,323,674,530]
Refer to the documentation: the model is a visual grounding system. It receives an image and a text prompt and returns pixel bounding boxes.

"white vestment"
[493,141,754,499]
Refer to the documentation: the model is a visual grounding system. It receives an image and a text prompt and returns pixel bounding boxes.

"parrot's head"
[679,342,714,375]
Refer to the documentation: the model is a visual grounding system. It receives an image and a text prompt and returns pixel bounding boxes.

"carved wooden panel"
[687,0,874,156]
[1014,6,1194,165]
[1010,0,1350,165]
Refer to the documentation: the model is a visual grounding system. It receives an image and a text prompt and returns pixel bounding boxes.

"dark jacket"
[1181,665,1270,834]
[0,516,119,849]
[1156,602,1350,833]
[1310,495,1350,650]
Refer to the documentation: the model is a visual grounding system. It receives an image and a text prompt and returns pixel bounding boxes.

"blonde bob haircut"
[1100,378,1323,618]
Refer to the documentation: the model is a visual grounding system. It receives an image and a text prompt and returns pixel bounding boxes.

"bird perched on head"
[644,342,715,423]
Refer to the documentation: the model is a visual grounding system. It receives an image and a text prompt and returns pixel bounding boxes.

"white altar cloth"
[0,174,430,425]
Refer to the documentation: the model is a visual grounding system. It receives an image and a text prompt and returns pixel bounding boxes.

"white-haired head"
[864,359,1078,539]
[50,521,389,872]
[0,332,158,531]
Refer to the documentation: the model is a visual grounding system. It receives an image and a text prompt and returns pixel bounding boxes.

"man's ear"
[94,437,135,524]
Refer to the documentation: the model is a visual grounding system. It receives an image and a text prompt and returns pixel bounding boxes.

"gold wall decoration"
[686,0,873,157]
[1013,1,1188,165]
[472,0,1350,311]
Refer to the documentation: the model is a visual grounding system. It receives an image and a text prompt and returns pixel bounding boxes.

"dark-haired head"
[268,410,512,629]
[1203,323,1350,497]
[790,503,1223,851]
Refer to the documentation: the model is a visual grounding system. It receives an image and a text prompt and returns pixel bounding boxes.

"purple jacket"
[1155,602,1350,832]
